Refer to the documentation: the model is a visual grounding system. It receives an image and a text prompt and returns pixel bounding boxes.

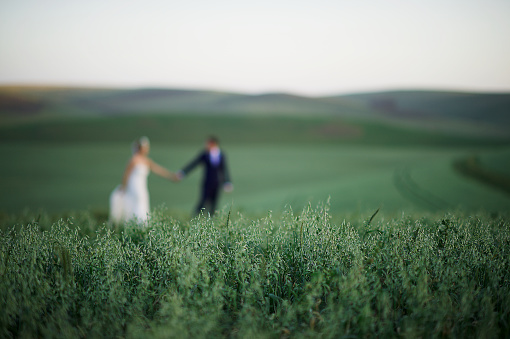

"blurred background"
[1,0,509,218]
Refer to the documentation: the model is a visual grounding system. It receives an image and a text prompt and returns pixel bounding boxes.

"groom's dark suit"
[180,149,231,216]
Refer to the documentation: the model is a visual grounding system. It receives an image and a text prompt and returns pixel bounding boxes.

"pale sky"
[1,0,509,95]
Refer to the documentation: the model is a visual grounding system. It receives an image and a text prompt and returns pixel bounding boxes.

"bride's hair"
[132,136,150,154]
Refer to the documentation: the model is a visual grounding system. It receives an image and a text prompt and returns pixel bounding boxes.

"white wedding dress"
[109,163,150,224]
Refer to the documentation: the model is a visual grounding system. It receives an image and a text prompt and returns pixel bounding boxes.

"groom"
[177,136,233,216]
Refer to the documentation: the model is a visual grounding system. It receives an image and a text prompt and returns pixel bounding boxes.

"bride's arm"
[148,159,178,182]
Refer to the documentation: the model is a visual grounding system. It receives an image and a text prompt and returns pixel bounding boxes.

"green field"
[1,141,510,218]
[0,110,509,218]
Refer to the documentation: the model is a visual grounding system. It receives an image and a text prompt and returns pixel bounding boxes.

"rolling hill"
[339,90,510,123]
[0,86,365,117]
[1,86,509,138]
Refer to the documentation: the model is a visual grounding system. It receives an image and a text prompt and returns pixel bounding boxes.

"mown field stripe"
[453,155,510,195]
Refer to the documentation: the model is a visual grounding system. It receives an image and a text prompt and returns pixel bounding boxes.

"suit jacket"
[181,150,231,189]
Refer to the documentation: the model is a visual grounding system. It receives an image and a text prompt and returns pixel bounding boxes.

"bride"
[109,137,177,224]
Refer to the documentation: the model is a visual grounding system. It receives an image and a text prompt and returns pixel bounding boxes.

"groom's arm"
[178,152,205,178]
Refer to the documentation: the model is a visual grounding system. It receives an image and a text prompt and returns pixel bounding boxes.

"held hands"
[169,171,184,183]
[176,171,184,182]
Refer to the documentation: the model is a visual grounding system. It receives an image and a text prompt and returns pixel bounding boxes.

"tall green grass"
[1,203,509,338]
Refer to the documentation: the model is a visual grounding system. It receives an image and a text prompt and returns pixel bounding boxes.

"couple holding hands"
[110,136,232,224]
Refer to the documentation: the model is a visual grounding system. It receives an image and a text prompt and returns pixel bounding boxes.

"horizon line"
[1,82,509,97]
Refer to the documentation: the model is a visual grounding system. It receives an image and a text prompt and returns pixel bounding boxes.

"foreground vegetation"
[1,203,509,338]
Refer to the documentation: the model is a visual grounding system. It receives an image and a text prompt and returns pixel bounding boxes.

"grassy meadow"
[1,141,510,218]
[0,112,509,218]
[1,87,510,337]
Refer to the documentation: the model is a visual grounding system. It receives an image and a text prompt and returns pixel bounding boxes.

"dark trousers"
[195,183,220,216]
